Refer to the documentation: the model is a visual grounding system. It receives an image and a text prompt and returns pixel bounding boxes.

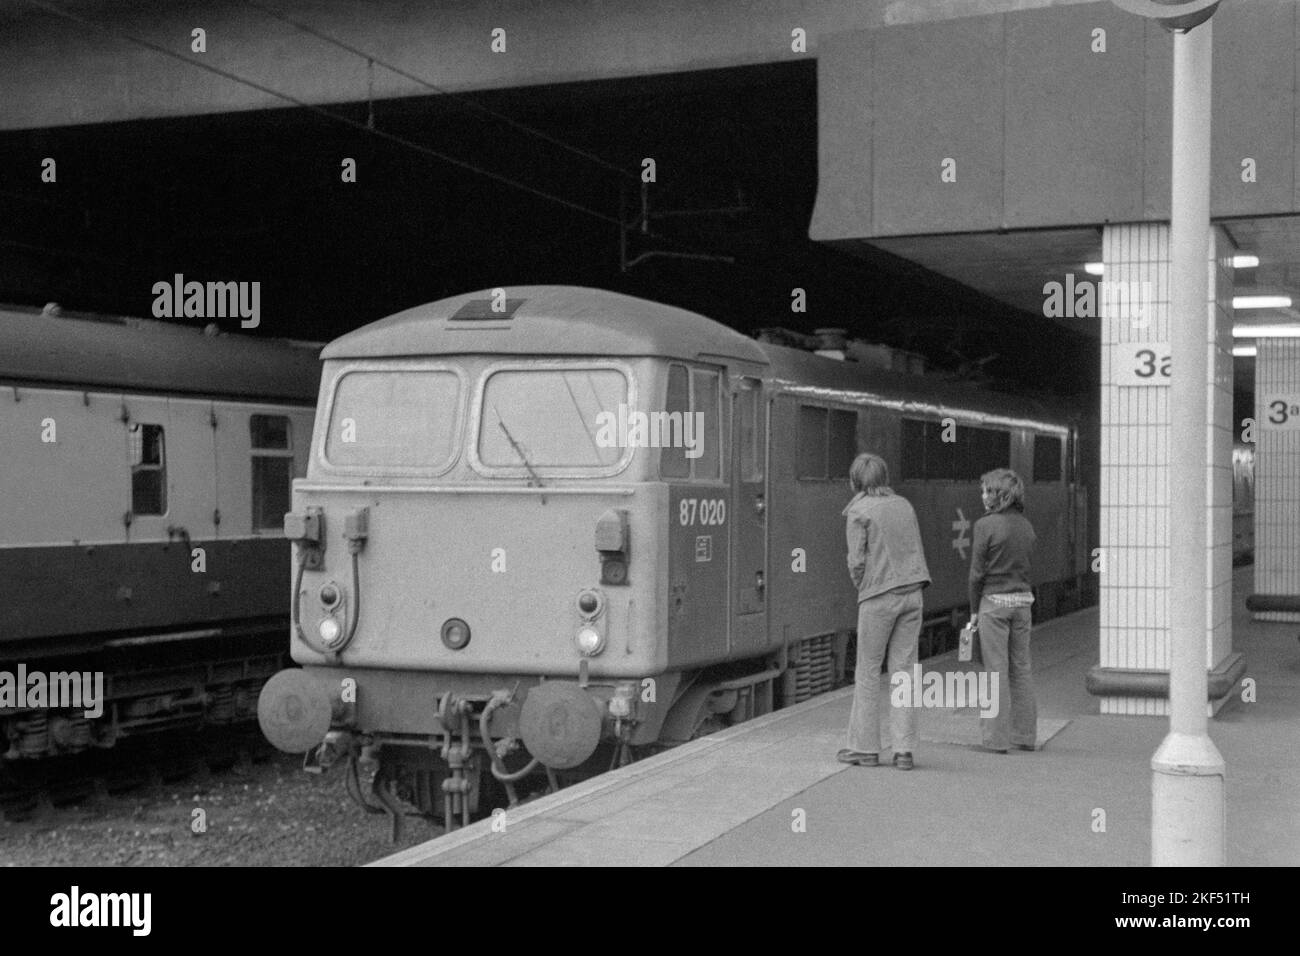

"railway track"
[0,722,275,824]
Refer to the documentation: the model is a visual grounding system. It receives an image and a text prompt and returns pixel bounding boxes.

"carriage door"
[730,376,768,655]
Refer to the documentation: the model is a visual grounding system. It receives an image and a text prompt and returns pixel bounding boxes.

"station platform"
[375,568,1300,867]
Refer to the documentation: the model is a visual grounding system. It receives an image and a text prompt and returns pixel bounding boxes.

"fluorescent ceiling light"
[1233,295,1292,309]
[1233,324,1300,337]
[1231,254,1259,269]
[1232,345,1257,357]
[1083,262,1104,276]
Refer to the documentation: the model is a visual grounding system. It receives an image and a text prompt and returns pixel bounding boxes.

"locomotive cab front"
[257,288,765,830]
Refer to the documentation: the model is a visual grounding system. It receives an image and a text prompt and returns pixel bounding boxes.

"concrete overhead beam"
[1,0,1098,131]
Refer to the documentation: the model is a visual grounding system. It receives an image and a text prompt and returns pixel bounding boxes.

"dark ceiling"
[1,61,1102,396]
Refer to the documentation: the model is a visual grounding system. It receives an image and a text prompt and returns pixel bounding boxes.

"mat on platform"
[909,711,1070,748]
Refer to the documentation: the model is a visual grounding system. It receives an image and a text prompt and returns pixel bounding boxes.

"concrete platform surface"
[375,569,1300,867]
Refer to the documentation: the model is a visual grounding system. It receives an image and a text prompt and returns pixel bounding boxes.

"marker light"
[318,617,343,646]
[1232,255,1259,269]
[1083,262,1104,276]
[576,589,604,618]
[441,618,471,650]
[319,583,340,609]
[575,626,605,657]
[1232,345,1257,357]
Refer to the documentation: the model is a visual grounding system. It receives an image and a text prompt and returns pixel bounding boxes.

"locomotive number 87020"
[257,286,1090,836]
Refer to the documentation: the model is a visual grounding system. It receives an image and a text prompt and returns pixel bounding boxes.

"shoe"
[893,752,914,771]
[836,749,879,767]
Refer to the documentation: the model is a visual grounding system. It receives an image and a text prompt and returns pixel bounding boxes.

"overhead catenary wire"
[17,0,622,226]
[238,0,636,181]
[14,0,795,284]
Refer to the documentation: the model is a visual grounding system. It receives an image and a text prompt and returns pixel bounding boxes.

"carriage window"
[479,367,627,470]
[829,409,858,479]
[327,369,461,470]
[735,379,763,482]
[129,423,166,515]
[797,405,828,479]
[251,415,293,530]
[1033,434,1063,483]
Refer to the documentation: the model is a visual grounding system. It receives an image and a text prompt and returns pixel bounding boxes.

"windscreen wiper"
[493,405,545,491]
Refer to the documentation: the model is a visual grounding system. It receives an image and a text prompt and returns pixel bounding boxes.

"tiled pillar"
[1251,339,1300,622]
[1092,222,1236,716]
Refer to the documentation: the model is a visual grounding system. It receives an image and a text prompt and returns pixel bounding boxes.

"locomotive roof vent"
[813,328,847,360]
[449,297,526,321]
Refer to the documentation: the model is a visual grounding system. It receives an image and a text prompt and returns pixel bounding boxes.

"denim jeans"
[976,597,1038,750]
[846,587,922,755]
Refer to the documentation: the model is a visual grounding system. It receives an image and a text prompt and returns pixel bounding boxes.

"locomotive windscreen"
[477,366,627,470]
[325,369,461,468]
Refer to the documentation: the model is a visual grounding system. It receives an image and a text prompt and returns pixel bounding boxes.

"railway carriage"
[0,306,318,758]
[258,286,1092,833]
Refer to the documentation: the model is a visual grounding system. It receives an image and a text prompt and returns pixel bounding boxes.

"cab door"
[729,376,768,655]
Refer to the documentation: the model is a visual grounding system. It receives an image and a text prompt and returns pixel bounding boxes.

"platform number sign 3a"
[1113,342,1171,386]
[1262,395,1300,430]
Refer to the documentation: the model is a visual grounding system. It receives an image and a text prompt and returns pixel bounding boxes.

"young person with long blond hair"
[838,453,931,770]
[969,468,1038,754]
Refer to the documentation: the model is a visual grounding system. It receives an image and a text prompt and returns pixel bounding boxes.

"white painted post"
[1151,15,1225,867]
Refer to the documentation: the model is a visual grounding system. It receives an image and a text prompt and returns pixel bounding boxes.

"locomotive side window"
[128,423,167,515]
[962,426,1010,480]
[326,370,461,470]
[900,418,927,481]
[735,378,763,482]
[899,417,1009,481]
[797,405,828,479]
[659,364,723,481]
[660,364,691,478]
[929,423,957,480]
[479,367,627,470]
[692,369,721,480]
[829,409,858,478]
[1033,434,1063,483]
[251,414,293,531]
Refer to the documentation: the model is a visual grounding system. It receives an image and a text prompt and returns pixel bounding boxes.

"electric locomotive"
[258,286,1091,832]
[0,305,318,758]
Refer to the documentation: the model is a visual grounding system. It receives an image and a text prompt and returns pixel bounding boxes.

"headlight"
[318,617,343,646]
[574,626,605,657]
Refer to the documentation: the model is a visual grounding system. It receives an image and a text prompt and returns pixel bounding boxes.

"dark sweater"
[968,509,1036,615]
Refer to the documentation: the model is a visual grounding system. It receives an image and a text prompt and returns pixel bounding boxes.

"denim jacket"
[843,491,932,603]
